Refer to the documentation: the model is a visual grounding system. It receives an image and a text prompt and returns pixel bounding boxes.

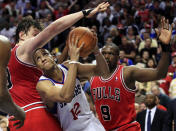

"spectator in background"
[126,26,137,44]
[119,36,136,60]
[140,38,158,57]
[146,58,157,68]
[136,93,168,131]
[169,77,176,99]
[0,111,9,131]
[159,72,174,95]
[36,1,51,19]
[167,98,176,131]
[168,51,176,73]
[159,52,176,95]
[140,49,150,67]
[118,49,133,66]
[135,103,140,114]
[138,32,158,53]
[135,84,145,104]
[108,28,121,46]
[151,85,171,109]
[23,0,35,18]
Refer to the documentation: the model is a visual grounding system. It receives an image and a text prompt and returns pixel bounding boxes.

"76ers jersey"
[90,65,136,131]
[39,64,105,131]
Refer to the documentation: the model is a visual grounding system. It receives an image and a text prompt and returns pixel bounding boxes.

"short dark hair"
[15,17,43,43]
[104,43,120,56]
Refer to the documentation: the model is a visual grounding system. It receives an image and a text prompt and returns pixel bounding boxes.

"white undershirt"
[145,106,157,131]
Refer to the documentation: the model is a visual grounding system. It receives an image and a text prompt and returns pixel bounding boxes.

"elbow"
[60,94,73,103]
[63,97,73,103]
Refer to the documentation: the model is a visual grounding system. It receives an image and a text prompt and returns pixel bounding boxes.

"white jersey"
[39,64,105,131]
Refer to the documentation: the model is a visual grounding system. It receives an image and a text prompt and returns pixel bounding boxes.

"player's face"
[21,27,40,41]
[101,46,118,71]
[34,49,55,71]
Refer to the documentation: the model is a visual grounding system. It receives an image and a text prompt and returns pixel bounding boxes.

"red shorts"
[112,121,141,131]
[9,108,62,131]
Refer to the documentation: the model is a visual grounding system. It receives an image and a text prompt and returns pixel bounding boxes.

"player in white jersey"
[33,35,109,131]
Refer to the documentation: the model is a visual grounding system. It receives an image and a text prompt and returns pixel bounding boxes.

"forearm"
[57,46,68,64]
[30,11,84,51]
[50,11,83,36]
[59,63,78,102]
[0,68,19,115]
[156,52,170,78]
[94,51,109,76]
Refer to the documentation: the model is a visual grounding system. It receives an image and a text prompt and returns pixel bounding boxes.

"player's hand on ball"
[68,34,84,61]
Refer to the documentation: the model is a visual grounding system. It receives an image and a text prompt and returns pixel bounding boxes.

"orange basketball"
[67,27,97,57]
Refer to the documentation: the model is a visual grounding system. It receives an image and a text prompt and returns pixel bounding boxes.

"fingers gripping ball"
[67,27,97,57]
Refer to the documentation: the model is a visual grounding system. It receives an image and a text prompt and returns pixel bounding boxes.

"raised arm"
[0,35,25,129]
[19,2,109,61]
[76,41,109,79]
[128,17,172,83]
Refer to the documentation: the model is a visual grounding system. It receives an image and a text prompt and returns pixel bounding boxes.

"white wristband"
[69,61,79,64]
[94,52,101,56]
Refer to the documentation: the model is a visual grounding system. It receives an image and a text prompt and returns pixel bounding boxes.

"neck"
[16,41,24,46]
[110,65,117,74]
[148,105,156,110]
[44,65,62,82]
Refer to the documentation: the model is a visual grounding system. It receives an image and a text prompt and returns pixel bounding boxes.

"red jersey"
[8,46,43,107]
[8,46,62,131]
[90,65,136,131]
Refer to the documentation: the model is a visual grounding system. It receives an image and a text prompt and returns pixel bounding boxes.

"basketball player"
[8,2,109,131]
[0,35,25,129]
[90,18,172,131]
[33,34,108,131]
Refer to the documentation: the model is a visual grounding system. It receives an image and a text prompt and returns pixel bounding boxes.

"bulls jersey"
[39,64,105,131]
[8,45,44,109]
[8,46,62,131]
[90,65,136,131]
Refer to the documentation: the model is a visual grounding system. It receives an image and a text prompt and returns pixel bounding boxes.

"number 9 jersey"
[90,65,137,131]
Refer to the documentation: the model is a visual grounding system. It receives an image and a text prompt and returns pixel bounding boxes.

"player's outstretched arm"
[129,17,172,82]
[21,2,110,56]
[0,35,25,129]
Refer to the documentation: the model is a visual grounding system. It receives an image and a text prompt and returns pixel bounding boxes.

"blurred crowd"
[1,0,176,130]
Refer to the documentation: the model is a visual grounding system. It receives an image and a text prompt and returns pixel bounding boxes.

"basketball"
[67,27,97,57]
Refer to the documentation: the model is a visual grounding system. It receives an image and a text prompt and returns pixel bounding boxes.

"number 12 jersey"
[39,64,105,131]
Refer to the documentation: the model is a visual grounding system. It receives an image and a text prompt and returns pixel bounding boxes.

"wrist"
[161,43,171,52]
[94,50,101,56]
[69,60,79,64]
[82,8,94,17]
